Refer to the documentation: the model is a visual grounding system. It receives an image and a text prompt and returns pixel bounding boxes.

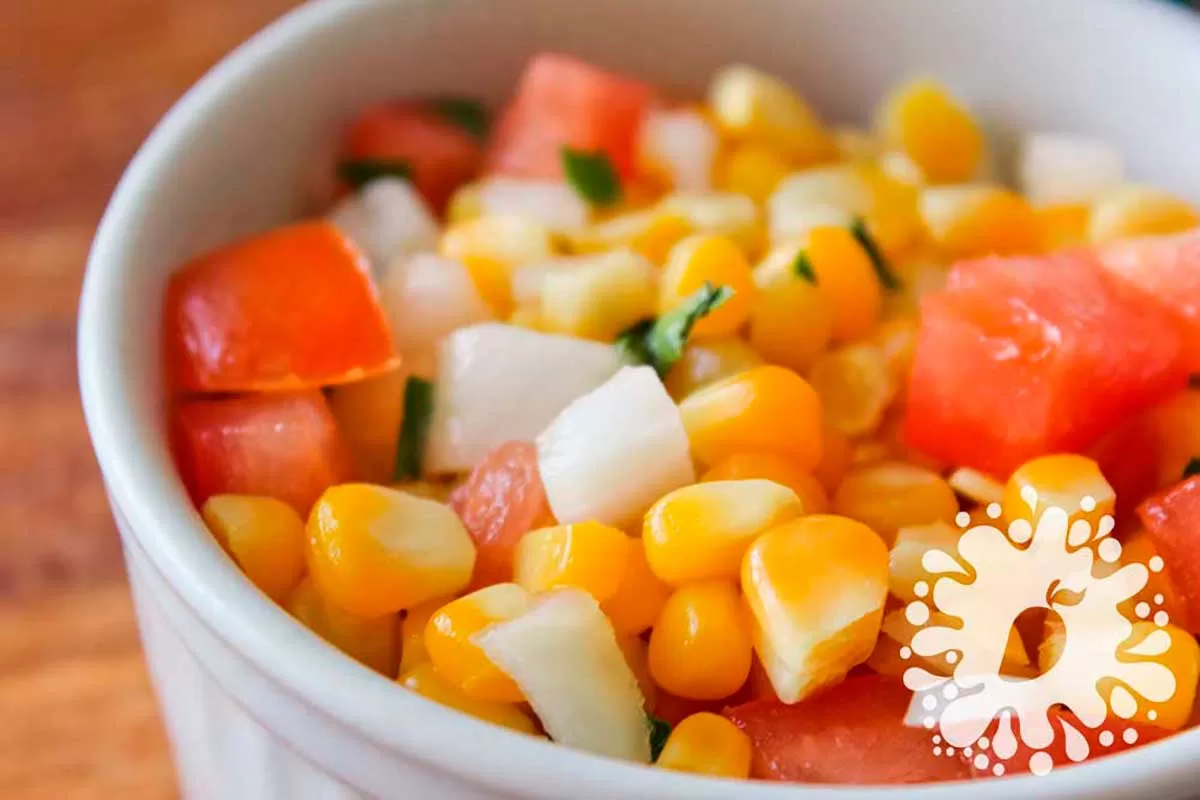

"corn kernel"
[742,515,888,703]
[656,712,752,778]
[877,78,983,184]
[445,182,483,224]
[663,338,763,401]
[507,305,544,331]
[648,581,753,700]
[920,184,1041,259]
[327,369,406,484]
[1088,185,1200,243]
[717,143,793,205]
[702,452,829,514]
[617,635,658,711]
[424,583,531,702]
[659,234,756,339]
[1036,203,1090,251]
[202,494,306,602]
[644,480,804,585]
[807,343,895,437]
[888,521,963,603]
[566,209,693,265]
[398,661,537,734]
[679,365,824,470]
[657,192,762,256]
[812,425,853,493]
[538,250,657,341]
[834,462,959,546]
[877,150,926,187]
[440,215,556,315]
[1102,528,1192,632]
[749,248,833,373]
[514,521,631,603]
[709,64,834,165]
[306,484,476,617]
[1146,389,1200,489]
[1003,454,1115,531]
[947,467,1006,507]
[806,225,884,342]
[602,546,671,637]
[399,597,445,672]
[834,127,880,161]
[287,578,398,675]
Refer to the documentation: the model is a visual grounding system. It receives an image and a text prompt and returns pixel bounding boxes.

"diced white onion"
[328,178,438,273]
[474,178,590,232]
[638,108,718,192]
[379,253,494,358]
[536,366,694,528]
[767,166,872,241]
[426,324,623,474]
[1018,132,1124,207]
[475,589,650,763]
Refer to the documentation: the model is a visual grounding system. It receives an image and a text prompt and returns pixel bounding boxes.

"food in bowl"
[162,52,1200,784]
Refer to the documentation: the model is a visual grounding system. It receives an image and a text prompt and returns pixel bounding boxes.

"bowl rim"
[78,0,1200,796]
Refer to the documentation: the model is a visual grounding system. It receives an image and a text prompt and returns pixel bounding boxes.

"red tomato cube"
[905,252,1187,477]
[172,390,353,515]
[165,221,398,394]
[724,675,971,784]
[1138,476,1200,632]
[485,53,654,179]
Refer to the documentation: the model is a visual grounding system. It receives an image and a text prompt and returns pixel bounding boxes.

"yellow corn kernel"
[287,577,398,675]
[888,521,963,603]
[1036,203,1090,251]
[663,338,763,401]
[306,484,476,617]
[656,712,752,778]
[602,546,672,637]
[399,597,446,673]
[877,150,926,187]
[398,661,537,734]
[834,126,880,161]
[709,64,834,166]
[920,184,1041,259]
[538,250,657,341]
[834,462,959,546]
[717,143,793,205]
[812,425,853,493]
[1116,529,1190,628]
[877,78,983,184]
[659,234,756,339]
[1003,454,1115,531]
[648,581,753,700]
[869,608,1029,678]
[657,192,762,256]
[742,515,888,703]
[749,249,833,373]
[679,365,824,470]
[424,583,530,703]
[702,452,829,514]
[806,342,895,437]
[1147,389,1200,488]
[326,369,406,484]
[507,305,544,331]
[440,215,556,316]
[514,521,631,603]
[1088,185,1200,243]
[881,255,948,319]
[644,480,804,585]
[806,225,883,342]
[617,634,658,711]
[445,182,483,224]
[873,316,919,381]
[567,209,693,265]
[948,467,1006,507]
[202,494,306,602]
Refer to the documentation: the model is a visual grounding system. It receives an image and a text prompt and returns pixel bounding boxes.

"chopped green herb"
[561,147,622,207]
[616,282,733,377]
[432,97,490,140]
[793,251,818,284]
[395,377,435,481]
[647,714,673,762]
[338,158,412,190]
[850,216,901,291]
[1184,457,1200,480]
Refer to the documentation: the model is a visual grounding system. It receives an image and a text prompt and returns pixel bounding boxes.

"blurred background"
[1,1,298,796]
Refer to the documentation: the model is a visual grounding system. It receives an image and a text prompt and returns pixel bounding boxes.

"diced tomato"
[449,441,552,588]
[1095,230,1200,370]
[172,390,353,515]
[485,53,654,179]
[165,221,398,394]
[342,102,483,211]
[1090,412,1162,522]
[1138,476,1200,632]
[724,675,971,784]
[905,251,1187,477]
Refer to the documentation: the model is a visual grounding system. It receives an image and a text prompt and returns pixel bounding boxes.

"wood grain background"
[1,1,300,796]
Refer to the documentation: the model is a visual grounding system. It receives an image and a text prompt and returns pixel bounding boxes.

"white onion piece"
[426,324,622,474]
[475,589,650,763]
[537,365,694,528]
[328,178,438,274]
[638,108,718,192]
[474,178,590,232]
[379,254,494,358]
[1018,133,1124,206]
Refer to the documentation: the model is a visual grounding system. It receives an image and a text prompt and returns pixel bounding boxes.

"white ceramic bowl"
[79,0,1200,797]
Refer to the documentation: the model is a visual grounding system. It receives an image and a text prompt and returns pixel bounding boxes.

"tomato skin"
[1138,476,1200,633]
[485,53,654,179]
[172,390,353,516]
[165,221,398,394]
[724,675,971,784]
[342,103,483,212]
[905,251,1187,477]
[449,441,552,588]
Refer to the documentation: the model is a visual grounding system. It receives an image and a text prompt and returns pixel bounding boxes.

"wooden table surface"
[0,2,300,796]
